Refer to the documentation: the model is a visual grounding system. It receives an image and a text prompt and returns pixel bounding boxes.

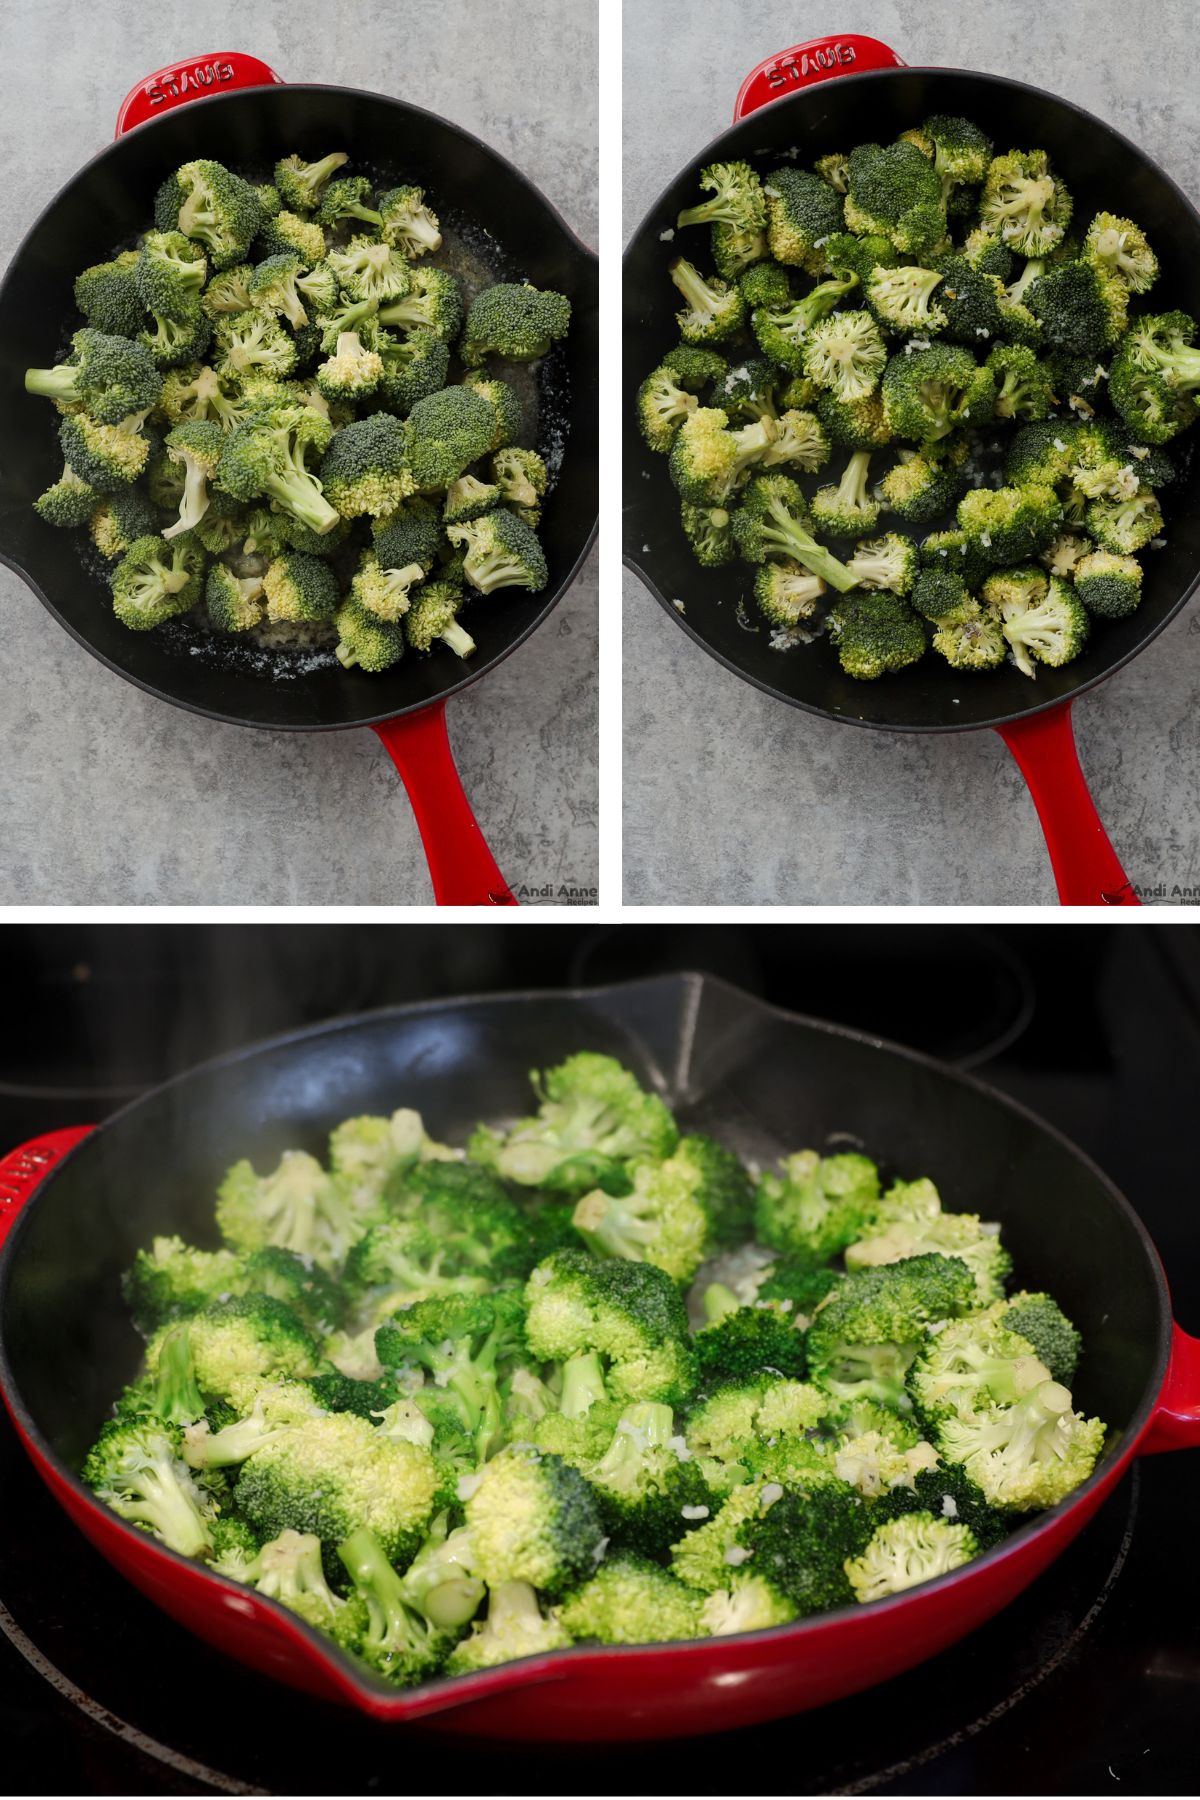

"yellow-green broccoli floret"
[110,531,204,630]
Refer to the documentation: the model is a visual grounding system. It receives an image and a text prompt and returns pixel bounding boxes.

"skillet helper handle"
[1140,1322,1200,1453]
[733,35,906,120]
[0,1128,94,1253]
[115,52,284,137]
[996,702,1140,906]
[372,703,518,906]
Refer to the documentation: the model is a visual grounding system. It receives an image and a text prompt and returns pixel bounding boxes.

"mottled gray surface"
[0,0,596,905]
[623,0,1200,905]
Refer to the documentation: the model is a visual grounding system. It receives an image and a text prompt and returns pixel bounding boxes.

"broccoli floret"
[881,344,996,442]
[461,1442,604,1596]
[156,159,263,268]
[923,115,993,192]
[755,1149,880,1264]
[667,1479,771,1591]
[258,209,328,266]
[937,1379,1106,1511]
[802,310,889,404]
[246,253,312,331]
[182,1379,325,1468]
[878,1462,1010,1551]
[313,413,410,518]
[764,167,845,274]
[110,531,204,630]
[991,570,1090,674]
[157,1294,318,1408]
[25,329,162,425]
[399,580,473,658]
[866,264,947,335]
[932,599,1008,670]
[445,507,547,594]
[371,495,443,575]
[806,1254,976,1408]
[917,529,994,592]
[346,549,421,623]
[1083,212,1158,295]
[739,262,793,310]
[312,329,383,402]
[33,464,97,530]
[677,160,765,238]
[310,174,381,230]
[395,1512,484,1629]
[572,1140,717,1284]
[215,400,337,535]
[828,589,927,679]
[524,1250,696,1407]
[584,1402,711,1553]
[144,1323,208,1426]
[811,450,882,539]
[444,472,500,526]
[139,299,213,371]
[460,281,571,364]
[685,1376,829,1494]
[957,483,1063,563]
[908,1313,1050,1432]
[932,253,1007,346]
[1040,531,1095,577]
[675,500,731,568]
[844,141,946,259]
[82,1415,215,1557]
[136,230,208,320]
[1025,259,1127,358]
[160,419,223,539]
[729,1482,877,1616]
[460,371,524,451]
[206,562,266,631]
[373,1293,521,1464]
[215,1147,360,1265]
[122,1236,243,1333]
[996,1291,1082,1384]
[751,272,860,373]
[342,1218,489,1318]
[560,1552,703,1644]
[845,1511,979,1603]
[693,1300,807,1386]
[879,443,967,524]
[667,258,746,346]
[238,1245,341,1331]
[337,1526,450,1685]
[753,560,824,626]
[815,388,893,450]
[979,150,1072,257]
[987,342,1055,419]
[201,263,256,318]
[910,567,972,622]
[447,1578,570,1672]
[845,532,919,594]
[756,1258,844,1318]
[1085,492,1163,554]
[1073,548,1144,618]
[262,551,340,623]
[847,1190,1011,1304]
[730,473,857,592]
[669,407,777,505]
[273,151,349,212]
[74,254,143,337]
[470,1052,678,1193]
[403,385,495,489]
[832,1428,940,1497]
[824,230,898,285]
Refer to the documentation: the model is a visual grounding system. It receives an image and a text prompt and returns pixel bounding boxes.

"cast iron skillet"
[623,36,1200,905]
[0,53,599,904]
[1,972,1197,1740]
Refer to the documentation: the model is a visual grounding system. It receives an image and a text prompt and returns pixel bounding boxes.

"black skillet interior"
[0,84,598,730]
[0,975,1165,1491]
[623,68,1200,733]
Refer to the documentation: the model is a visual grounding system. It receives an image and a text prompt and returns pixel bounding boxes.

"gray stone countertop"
[0,0,597,905]
[623,0,1200,905]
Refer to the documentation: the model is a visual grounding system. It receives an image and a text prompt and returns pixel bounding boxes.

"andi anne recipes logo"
[505,881,598,903]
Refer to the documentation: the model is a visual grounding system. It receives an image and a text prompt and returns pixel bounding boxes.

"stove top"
[1,924,1197,1795]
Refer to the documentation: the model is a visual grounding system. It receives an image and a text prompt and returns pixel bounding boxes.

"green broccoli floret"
[110,531,204,630]
[461,1442,604,1596]
[25,329,162,424]
[756,1258,844,1318]
[811,450,882,539]
[206,562,266,632]
[273,151,349,212]
[74,253,142,336]
[877,1462,1010,1551]
[677,161,765,237]
[571,1141,717,1283]
[755,1149,880,1265]
[395,1512,484,1629]
[447,1578,571,1671]
[733,1481,877,1615]
[310,174,381,230]
[160,419,223,539]
[584,1402,711,1554]
[763,167,845,273]
[238,1245,341,1331]
[403,385,495,489]
[1085,492,1164,555]
[121,1235,243,1333]
[668,258,746,346]
[881,344,996,441]
[201,263,256,317]
[805,1254,976,1408]
[828,589,927,679]
[1083,212,1158,294]
[460,371,524,451]
[908,1314,1051,1428]
[337,1526,451,1685]
[801,310,888,404]
[181,1379,325,1468]
[372,495,443,574]
[694,1299,808,1386]
[314,413,410,518]
[845,141,946,259]
[399,580,473,658]
[215,400,337,535]
[445,507,547,594]
[996,1291,1082,1384]
[259,209,328,266]
[678,500,733,567]
[931,253,1007,346]
[82,1415,215,1557]
[979,150,1072,257]
[909,566,971,622]
[460,281,571,364]
[730,473,857,591]
[668,407,777,505]
[987,343,1055,419]
[957,482,1063,563]
[523,1250,696,1407]
[262,551,340,623]
[846,1187,1011,1304]
[878,442,967,524]
[932,600,1008,671]
[346,548,421,623]
[937,1379,1106,1511]
[215,1147,360,1265]
[1025,259,1127,357]
[922,115,993,192]
[139,298,213,370]
[136,230,208,320]
[815,388,893,450]
[156,1294,318,1408]
[560,1552,703,1643]
[1072,548,1144,618]
[33,464,97,529]
[750,272,860,373]
[739,261,793,310]
[845,1511,979,1603]
[845,532,919,594]
[469,1051,678,1192]
[751,560,824,626]
[155,160,263,268]
[866,263,947,335]
[989,569,1090,674]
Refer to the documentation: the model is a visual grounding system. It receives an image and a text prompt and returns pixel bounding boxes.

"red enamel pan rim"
[622,63,1200,736]
[0,975,1176,1720]
[0,81,598,734]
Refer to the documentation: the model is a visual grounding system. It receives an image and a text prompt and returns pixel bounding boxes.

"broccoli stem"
[763,498,857,592]
[154,1325,206,1424]
[703,1281,741,1324]
[559,1352,607,1418]
[25,365,80,403]
[163,456,211,540]
[440,619,476,658]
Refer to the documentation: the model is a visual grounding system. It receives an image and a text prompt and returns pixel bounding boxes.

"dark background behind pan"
[623,68,1200,732]
[0,84,598,730]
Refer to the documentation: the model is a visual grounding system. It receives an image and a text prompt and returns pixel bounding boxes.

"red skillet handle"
[734,35,906,121]
[115,53,284,137]
[0,1128,95,1254]
[996,702,1139,906]
[372,703,517,906]
[1139,1322,1200,1453]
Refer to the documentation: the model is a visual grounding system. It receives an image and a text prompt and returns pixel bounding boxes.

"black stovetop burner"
[1,925,1197,1796]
